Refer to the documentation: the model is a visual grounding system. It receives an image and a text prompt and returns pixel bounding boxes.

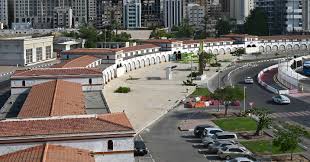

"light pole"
[243,86,247,112]
[190,51,194,82]
[217,70,222,112]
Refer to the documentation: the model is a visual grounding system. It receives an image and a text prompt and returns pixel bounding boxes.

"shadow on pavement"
[5,94,27,118]
[0,91,10,108]
[192,144,205,149]
[185,139,202,143]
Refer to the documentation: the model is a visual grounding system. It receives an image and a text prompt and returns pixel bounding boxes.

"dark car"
[193,124,214,137]
[134,140,148,156]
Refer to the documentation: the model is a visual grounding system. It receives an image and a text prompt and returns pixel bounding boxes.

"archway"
[128,63,132,71]
[301,44,307,50]
[272,45,278,51]
[259,46,264,52]
[124,64,128,72]
[156,56,161,63]
[136,60,141,68]
[219,48,225,55]
[279,45,285,51]
[231,47,237,53]
[286,44,293,51]
[146,58,151,66]
[151,57,156,64]
[161,55,167,62]
[294,44,300,50]
[132,61,136,69]
[225,48,231,54]
[213,49,219,55]
[141,59,145,67]
[265,45,272,52]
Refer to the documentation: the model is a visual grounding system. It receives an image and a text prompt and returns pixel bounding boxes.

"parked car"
[201,127,223,138]
[193,124,214,137]
[208,140,238,153]
[272,95,291,104]
[226,157,255,162]
[244,77,254,84]
[134,140,148,156]
[202,131,238,146]
[218,145,252,160]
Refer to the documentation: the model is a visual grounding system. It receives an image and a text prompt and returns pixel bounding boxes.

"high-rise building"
[123,0,142,28]
[88,0,97,25]
[141,0,162,28]
[303,0,310,32]
[219,0,230,16]
[8,0,88,29]
[187,3,205,31]
[255,0,304,34]
[230,0,254,24]
[53,7,73,28]
[96,0,123,29]
[0,0,8,28]
[163,0,183,30]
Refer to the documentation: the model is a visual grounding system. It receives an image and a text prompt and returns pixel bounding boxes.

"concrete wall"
[0,40,24,66]
[11,77,103,95]
[0,137,134,162]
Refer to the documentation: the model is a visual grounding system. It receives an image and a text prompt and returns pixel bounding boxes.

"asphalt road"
[139,106,218,162]
[230,62,310,127]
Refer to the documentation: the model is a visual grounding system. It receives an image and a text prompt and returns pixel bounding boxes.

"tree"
[172,19,195,38]
[150,28,173,39]
[232,48,245,57]
[215,19,232,36]
[273,125,307,160]
[197,41,215,75]
[244,8,269,36]
[212,86,244,116]
[78,25,99,48]
[247,108,272,136]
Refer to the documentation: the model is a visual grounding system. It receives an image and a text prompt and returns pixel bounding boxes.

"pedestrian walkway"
[270,110,310,118]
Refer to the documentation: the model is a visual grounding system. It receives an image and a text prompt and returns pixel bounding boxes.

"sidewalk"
[102,61,231,133]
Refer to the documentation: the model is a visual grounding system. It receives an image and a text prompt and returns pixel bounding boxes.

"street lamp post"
[190,51,194,82]
[243,86,247,112]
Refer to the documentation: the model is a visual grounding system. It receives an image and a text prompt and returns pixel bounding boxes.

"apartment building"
[187,3,205,31]
[53,6,73,28]
[96,0,123,29]
[123,0,142,28]
[141,0,162,28]
[0,0,8,28]
[230,0,254,24]
[163,0,183,30]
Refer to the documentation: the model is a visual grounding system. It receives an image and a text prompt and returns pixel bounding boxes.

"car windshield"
[213,141,221,146]
[221,147,228,151]
[134,141,145,148]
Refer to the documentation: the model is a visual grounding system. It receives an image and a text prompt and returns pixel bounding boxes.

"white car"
[218,145,253,160]
[201,127,223,138]
[244,77,254,84]
[272,95,291,104]
[226,157,254,162]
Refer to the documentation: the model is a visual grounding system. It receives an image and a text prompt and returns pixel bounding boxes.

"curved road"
[230,62,310,127]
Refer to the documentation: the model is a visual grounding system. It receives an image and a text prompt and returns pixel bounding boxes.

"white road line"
[293,112,305,116]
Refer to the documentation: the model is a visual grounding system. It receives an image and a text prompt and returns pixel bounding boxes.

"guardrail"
[257,64,290,95]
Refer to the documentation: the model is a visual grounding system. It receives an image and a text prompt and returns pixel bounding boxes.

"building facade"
[141,0,162,28]
[187,3,205,31]
[163,0,183,30]
[53,7,73,28]
[0,0,8,28]
[230,0,254,24]
[0,36,54,66]
[96,0,123,29]
[123,0,142,28]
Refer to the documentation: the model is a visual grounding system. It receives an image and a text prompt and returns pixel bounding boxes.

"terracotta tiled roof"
[0,144,95,162]
[259,35,310,40]
[205,37,234,42]
[18,80,86,118]
[143,39,182,44]
[223,33,257,38]
[0,112,134,139]
[62,48,119,55]
[182,40,201,44]
[52,55,100,68]
[11,68,102,79]
[120,44,160,53]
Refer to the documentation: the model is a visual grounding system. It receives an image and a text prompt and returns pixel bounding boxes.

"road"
[229,62,310,127]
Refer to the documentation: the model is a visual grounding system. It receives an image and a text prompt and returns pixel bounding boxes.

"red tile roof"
[11,68,102,79]
[62,48,119,55]
[18,80,86,118]
[259,35,310,40]
[0,112,134,139]
[120,44,160,53]
[0,144,95,162]
[143,39,182,44]
[52,55,100,68]
[223,33,257,38]
[205,37,234,42]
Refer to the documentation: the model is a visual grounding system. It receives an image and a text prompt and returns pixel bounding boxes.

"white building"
[123,0,142,28]
[10,68,103,94]
[0,112,135,162]
[230,0,254,24]
[285,0,303,32]
[0,36,55,66]
[0,0,8,28]
[187,3,205,31]
[163,0,183,30]
[53,6,73,29]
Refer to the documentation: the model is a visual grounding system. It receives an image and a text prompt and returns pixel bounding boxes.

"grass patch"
[214,117,257,132]
[191,88,211,97]
[241,140,303,155]
[114,86,131,93]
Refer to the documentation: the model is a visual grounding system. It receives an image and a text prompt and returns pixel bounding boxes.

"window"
[89,78,92,85]
[107,56,109,60]
[36,47,43,61]
[108,140,113,150]
[22,80,25,86]
[46,46,52,59]
[26,49,33,64]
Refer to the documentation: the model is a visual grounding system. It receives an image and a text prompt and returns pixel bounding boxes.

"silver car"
[244,77,254,84]
[226,157,254,162]
[202,131,238,146]
[272,95,291,104]
[217,145,252,160]
[208,140,238,153]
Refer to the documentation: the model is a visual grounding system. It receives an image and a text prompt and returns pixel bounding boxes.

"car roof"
[215,140,235,144]
[233,157,253,161]
[215,131,236,136]
[225,145,245,149]
[204,127,222,131]
[246,77,252,79]
[134,140,146,147]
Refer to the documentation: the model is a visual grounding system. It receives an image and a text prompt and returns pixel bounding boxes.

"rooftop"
[62,48,119,55]
[52,55,100,68]
[143,39,182,44]
[0,112,134,141]
[18,80,86,118]
[120,44,160,53]
[258,35,310,40]
[0,144,95,162]
[11,68,102,79]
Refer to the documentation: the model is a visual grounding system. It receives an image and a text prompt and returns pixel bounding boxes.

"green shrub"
[210,62,221,67]
[114,86,131,93]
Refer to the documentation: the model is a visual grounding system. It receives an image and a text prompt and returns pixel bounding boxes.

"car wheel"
[225,155,231,160]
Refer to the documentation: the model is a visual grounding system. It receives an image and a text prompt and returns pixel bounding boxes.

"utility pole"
[243,86,247,112]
